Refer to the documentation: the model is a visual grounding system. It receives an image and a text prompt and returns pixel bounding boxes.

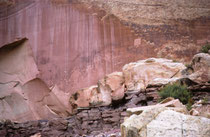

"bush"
[200,43,210,53]
[159,83,191,105]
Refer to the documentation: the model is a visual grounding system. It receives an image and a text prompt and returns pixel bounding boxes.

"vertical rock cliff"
[0,0,141,94]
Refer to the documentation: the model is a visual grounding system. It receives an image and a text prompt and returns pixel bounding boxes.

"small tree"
[159,83,191,105]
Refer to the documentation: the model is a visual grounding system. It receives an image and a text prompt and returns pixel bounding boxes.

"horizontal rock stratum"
[77,0,210,25]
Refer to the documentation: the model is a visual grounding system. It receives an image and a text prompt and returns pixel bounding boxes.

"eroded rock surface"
[0,38,70,122]
[77,0,210,25]
[70,72,125,110]
[0,0,209,96]
[188,53,210,83]
[123,58,186,91]
[121,98,210,137]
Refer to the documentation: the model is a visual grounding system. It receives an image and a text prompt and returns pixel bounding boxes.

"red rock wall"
[0,0,140,94]
[0,0,210,95]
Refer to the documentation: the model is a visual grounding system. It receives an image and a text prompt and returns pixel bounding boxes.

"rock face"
[77,0,210,62]
[123,58,186,91]
[77,0,210,26]
[0,38,70,122]
[0,0,139,94]
[0,0,210,96]
[121,98,210,137]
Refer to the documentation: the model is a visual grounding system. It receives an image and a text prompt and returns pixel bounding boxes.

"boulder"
[98,72,125,101]
[69,85,103,109]
[70,72,125,110]
[146,110,210,137]
[121,98,210,137]
[126,97,187,116]
[188,53,210,83]
[123,58,186,91]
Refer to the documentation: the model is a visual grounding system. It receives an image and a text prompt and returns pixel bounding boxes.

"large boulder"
[123,58,186,91]
[146,110,210,137]
[121,98,210,137]
[69,85,103,109]
[70,72,125,110]
[98,72,125,102]
[188,53,210,83]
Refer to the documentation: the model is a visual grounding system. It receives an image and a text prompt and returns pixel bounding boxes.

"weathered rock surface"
[123,58,186,91]
[0,0,139,95]
[0,88,158,137]
[99,72,125,101]
[0,38,70,122]
[188,53,210,83]
[70,72,125,110]
[77,0,210,26]
[0,0,209,97]
[77,0,210,63]
[146,110,210,137]
[121,98,210,137]
[126,97,187,116]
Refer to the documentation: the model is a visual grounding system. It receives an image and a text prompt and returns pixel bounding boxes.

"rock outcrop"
[121,98,210,137]
[187,53,210,83]
[0,38,70,122]
[70,58,187,111]
[123,58,186,91]
[70,72,125,110]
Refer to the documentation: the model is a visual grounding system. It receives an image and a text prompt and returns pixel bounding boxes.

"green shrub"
[201,97,208,105]
[200,43,210,53]
[159,83,191,105]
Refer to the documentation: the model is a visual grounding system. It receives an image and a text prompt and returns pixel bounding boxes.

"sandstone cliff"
[0,0,209,96]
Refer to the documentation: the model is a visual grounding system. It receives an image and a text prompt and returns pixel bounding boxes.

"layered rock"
[77,0,210,63]
[77,0,210,26]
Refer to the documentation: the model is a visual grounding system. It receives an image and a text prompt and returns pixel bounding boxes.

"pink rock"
[70,85,102,109]
[70,72,125,110]
[0,38,70,122]
[123,58,186,91]
[99,72,125,101]
[188,53,210,83]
